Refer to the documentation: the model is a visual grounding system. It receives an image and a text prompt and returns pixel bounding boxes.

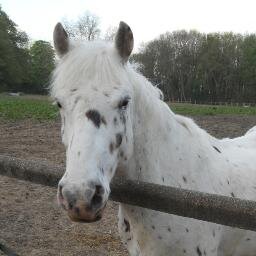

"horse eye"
[57,102,62,108]
[118,97,130,110]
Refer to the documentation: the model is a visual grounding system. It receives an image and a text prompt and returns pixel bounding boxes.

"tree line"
[1,5,256,103]
[0,7,116,94]
[133,30,256,103]
[0,6,55,94]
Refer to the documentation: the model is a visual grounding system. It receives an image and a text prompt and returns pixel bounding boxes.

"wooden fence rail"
[1,155,256,232]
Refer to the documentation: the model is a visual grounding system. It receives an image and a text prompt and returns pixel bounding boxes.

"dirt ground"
[0,115,256,256]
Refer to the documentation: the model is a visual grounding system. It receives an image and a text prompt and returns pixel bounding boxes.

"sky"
[1,0,256,50]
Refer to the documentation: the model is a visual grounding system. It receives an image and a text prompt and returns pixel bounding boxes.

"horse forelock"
[50,40,164,108]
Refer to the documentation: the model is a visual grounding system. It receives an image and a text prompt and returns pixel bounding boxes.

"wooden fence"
[0,155,256,232]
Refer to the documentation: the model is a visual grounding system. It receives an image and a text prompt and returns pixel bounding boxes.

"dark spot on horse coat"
[183,249,186,253]
[213,146,221,153]
[183,176,187,183]
[116,133,122,147]
[109,142,114,153]
[168,227,171,232]
[196,246,202,256]
[124,218,130,232]
[101,116,107,126]
[86,109,102,128]
[246,238,251,241]
[186,228,189,232]
[151,225,155,230]
[103,92,109,97]
[70,88,77,92]
[113,117,118,125]
[119,151,124,158]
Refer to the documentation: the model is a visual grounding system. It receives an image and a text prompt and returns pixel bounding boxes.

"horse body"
[51,21,256,255]
[116,67,256,256]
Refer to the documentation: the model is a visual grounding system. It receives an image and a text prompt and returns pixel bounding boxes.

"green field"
[0,94,58,120]
[171,103,256,116]
[0,94,256,120]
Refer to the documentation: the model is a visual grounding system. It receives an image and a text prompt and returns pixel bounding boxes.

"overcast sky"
[1,0,256,49]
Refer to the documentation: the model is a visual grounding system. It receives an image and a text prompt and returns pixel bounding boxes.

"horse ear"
[115,21,134,63]
[53,22,69,57]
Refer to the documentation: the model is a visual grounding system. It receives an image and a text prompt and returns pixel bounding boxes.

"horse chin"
[67,204,106,223]
[68,214,102,223]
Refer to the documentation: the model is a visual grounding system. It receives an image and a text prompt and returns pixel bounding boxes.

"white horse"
[51,21,256,256]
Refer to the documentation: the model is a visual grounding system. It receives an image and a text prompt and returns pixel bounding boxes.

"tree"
[63,12,100,41]
[0,5,31,92]
[104,26,117,41]
[133,30,256,103]
[29,40,55,94]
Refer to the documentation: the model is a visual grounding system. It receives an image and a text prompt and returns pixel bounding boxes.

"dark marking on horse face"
[124,218,130,232]
[186,228,189,232]
[196,246,202,256]
[109,142,114,153]
[113,117,118,125]
[70,88,77,92]
[119,151,124,158]
[231,192,235,197]
[116,133,123,147]
[101,116,107,126]
[183,249,186,253]
[246,238,251,241]
[183,176,187,183]
[213,146,221,153]
[168,227,171,232]
[86,109,101,128]
[120,114,126,125]
[151,225,155,230]
[227,179,230,185]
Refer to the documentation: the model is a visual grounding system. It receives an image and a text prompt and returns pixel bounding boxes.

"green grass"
[0,95,256,121]
[0,94,58,120]
[170,103,256,116]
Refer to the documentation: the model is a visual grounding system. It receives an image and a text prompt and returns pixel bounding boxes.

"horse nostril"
[91,185,104,209]
[91,194,103,208]
[95,185,104,196]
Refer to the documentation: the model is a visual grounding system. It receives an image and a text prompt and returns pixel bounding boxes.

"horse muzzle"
[57,182,107,222]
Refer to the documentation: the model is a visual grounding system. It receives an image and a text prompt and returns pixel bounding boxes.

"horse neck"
[126,73,220,190]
